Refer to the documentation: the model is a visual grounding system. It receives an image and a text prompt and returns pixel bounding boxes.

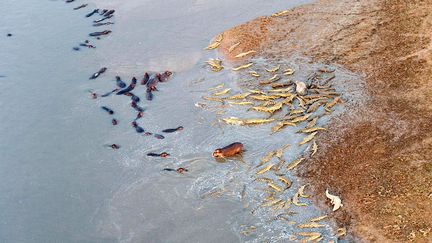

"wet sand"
[219,0,432,241]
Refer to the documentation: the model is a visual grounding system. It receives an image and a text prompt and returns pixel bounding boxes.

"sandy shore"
[219,0,432,241]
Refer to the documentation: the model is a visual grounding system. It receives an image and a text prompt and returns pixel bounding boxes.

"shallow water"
[0,0,366,242]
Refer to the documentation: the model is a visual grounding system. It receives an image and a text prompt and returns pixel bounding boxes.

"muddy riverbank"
[219,0,432,241]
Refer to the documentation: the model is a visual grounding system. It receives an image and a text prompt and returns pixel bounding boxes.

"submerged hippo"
[117,77,137,95]
[85,9,99,17]
[89,30,111,37]
[89,67,107,79]
[162,126,183,133]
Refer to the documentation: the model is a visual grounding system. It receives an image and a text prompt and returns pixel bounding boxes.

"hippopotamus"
[135,126,145,133]
[162,126,183,133]
[85,9,99,17]
[162,168,188,173]
[79,43,95,48]
[93,22,114,27]
[117,77,137,95]
[146,74,159,91]
[154,134,165,139]
[135,111,144,120]
[73,4,87,10]
[212,142,244,158]
[148,152,169,158]
[141,72,149,85]
[87,90,97,99]
[131,101,145,112]
[104,10,115,16]
[130,93,140,103]
[105,144,120,149]
[101,106,114,115]
[146,89,153,101]
[89,67,107,79]
[101,88,119,97]
[94,16,113,23]
[123,92,140,103]
[131,121,144,133]
[158,71,173,82]
[89,30,111,37]
[115,76,126,88]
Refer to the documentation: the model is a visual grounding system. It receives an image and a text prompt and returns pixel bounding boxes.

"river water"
[0,0,360,242]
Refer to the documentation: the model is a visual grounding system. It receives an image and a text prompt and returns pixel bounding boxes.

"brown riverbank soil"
[220,0,432,242]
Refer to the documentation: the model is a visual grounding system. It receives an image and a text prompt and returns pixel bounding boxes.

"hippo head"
[212,149,223,158]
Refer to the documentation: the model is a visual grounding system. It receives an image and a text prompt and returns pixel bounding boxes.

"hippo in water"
[104,10,115,16]
[158,71,173,82]
[101,88,119,97]
[141,72,149,85]
[93,22,114,27]
[212,142,244,158]
[85,9,99,17]
[94,15,113,23]
[131,101,145,112]
[163,167,188,173]
[154,134,165,139]
[89,30,111,37]
[123,92,140,103]
[130,93,140,103]
[105,144,119,149]
[117,77,137,95]
[89,67,107,79]
[73,4,87,10]
[115,76,126,88]
[162,126,183,133]
[146,74,159,91]
[79,43,95,48]
[147,152,169,158]
[101,106,114,115]
[131,121,144,133]
[135,111,144,120]
[146,88,153,101]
